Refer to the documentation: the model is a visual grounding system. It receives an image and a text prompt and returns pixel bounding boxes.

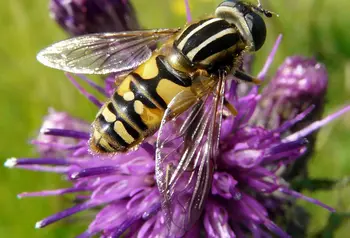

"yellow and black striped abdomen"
[91,54,192,153]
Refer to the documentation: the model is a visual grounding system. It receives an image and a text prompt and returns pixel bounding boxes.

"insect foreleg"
[234,70,262,85]
[223,98,238,116]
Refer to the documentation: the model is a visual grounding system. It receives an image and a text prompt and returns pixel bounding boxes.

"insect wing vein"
[155,76,226,236]
[37,29,180,75]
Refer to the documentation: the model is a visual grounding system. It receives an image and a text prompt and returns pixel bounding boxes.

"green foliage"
[1,0,350,237]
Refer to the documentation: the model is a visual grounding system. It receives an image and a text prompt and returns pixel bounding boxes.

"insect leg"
[192,69,210,78]
[224,98,238,116]
[165,163,175,190]
[165,159,195,192]
[233,70,262,85]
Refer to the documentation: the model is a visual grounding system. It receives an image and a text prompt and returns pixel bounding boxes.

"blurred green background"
[1,0,350,237]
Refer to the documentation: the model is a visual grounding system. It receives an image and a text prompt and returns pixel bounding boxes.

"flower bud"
[255,56,328,129]
[50,0,140,36]
[36,108,90,157]
[253,56,328,180]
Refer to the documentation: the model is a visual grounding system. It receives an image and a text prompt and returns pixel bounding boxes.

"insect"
[37,0,273,235]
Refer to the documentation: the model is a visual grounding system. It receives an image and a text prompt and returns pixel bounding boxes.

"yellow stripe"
[93,130,102,141]
[114,121,135,144]
[186,28,236,61]
[102,106,117,123]
[134,100,144,115]
[156,78,188,104]
[99,138,115,152]
[133,54,159,79]
[123,92,135,101]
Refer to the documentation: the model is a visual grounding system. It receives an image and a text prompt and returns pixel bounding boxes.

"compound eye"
[217,0,240,8]
[245,11,267,51]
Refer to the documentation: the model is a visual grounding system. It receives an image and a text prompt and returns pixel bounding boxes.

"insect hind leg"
[165,163,175,191]
[165,160,196,191]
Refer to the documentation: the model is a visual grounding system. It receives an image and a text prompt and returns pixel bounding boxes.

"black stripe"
[129,79,160,109]
[106,102,141,140]
[111,93,149,131]
[181,19,232,55]
[175,18,213,45]
[94,142,109,153]
[192,32,240,62]
[130,74,168,109]
[157,56,192,87]
[96,114,129,147]
[107,141,120,151]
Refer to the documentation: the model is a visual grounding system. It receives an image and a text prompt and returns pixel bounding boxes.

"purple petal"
[222,149,264,169]
[257,34,283,80]
[5,158,69,167]
[280,187,335,212]
[136,213,168,238]
[212,172,238,199]
[66,73,103,107]
[284,105,350,142]
[204,202,236,238]
[42,128,90,139]
[71,166,119,179]
[36,201,99,228]
[185,0,192,22]
[78,74,109,97]
[18,187,90,198]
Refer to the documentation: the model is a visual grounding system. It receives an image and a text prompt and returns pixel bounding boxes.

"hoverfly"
[37,0,273,235]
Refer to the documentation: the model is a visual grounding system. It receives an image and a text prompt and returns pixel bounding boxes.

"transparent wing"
[37,28,180,75]
[155,75,226,236]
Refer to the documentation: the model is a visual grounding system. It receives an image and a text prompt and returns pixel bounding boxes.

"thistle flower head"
[35,108,90,157]
[50,0,139,35]
[254,56,328,130]
[251,56,329,180]
[6,36,350,237]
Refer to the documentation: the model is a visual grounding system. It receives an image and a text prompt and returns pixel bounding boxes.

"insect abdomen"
[91,54,192,153]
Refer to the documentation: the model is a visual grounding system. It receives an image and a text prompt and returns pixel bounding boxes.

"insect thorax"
[173,17,246,71]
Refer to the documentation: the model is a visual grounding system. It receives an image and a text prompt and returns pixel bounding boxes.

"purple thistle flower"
[252,56,328,181]
[253,56,328,130]
[34,108,90,157]
[50,0,140,36]
[5,36,350,237]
